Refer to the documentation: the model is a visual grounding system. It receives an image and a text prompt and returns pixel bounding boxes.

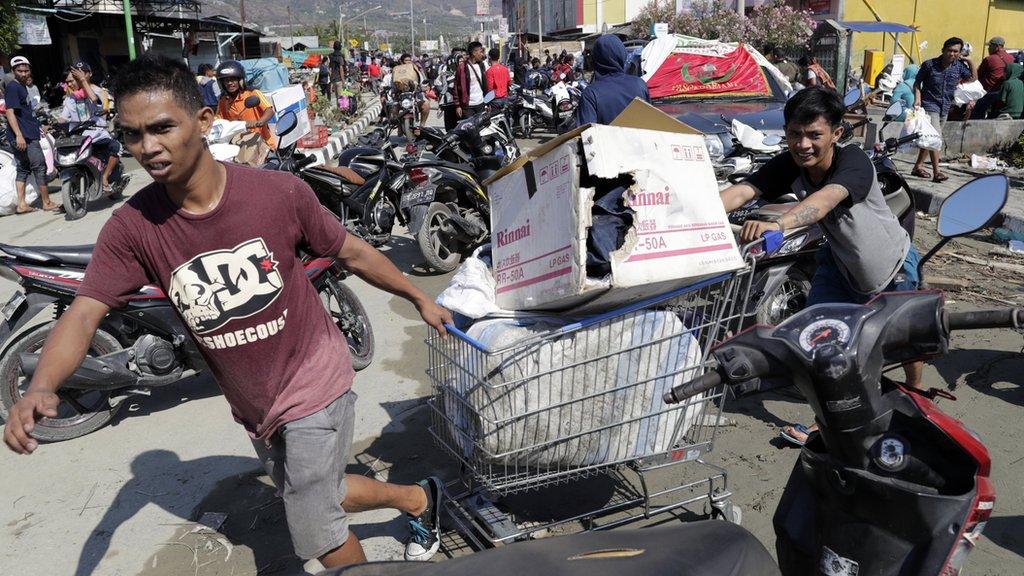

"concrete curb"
[299,94,382,166]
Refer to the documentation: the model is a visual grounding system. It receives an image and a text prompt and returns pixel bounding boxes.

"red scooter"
[327,175,1012,575]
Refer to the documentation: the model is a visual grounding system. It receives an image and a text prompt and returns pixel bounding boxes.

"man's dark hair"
[197,63,214,74]
[467,41,483,53]
[783,86,845,128]
[400,53,411,61]
[531,57,540,67]
[488,47,500,61]
[943,37,965,51]
[333,40,342,51]
[771,46,786,59]
[110,53,203,114]
[797,55,811,67]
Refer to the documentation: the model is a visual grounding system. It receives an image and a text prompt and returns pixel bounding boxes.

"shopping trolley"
[424,265,756,549]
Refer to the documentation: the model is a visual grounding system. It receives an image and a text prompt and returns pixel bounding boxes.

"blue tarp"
[839,21,917,34]
[241,58,290,92]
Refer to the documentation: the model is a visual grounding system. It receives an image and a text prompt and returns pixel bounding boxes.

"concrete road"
[1,118,1022,576]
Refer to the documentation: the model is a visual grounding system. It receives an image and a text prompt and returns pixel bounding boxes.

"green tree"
[0,0,19,57]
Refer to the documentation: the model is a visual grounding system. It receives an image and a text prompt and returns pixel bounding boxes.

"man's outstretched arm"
[336,234,452,336]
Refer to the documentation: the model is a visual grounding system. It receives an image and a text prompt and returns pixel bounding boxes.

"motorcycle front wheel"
[756,268,812,326]
[0,324,122,442]
[61,171,90,221]
[317,274,375,371]
[417,202,462,273]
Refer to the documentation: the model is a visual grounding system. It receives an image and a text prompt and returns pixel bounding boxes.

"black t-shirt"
[743,144,910,294]
[744,144,874,208]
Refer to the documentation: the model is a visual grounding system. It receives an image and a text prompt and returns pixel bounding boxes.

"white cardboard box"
[487,99,744,312]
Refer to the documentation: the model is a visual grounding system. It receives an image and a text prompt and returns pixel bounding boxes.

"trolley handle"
[663,369,722,404]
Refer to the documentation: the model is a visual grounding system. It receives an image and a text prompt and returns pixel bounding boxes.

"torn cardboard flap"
[488,103,743,313]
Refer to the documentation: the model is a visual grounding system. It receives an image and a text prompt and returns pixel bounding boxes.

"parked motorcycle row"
[304,89,520,273]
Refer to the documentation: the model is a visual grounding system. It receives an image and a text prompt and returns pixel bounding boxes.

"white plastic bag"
[899,107,943,152]
[0,150,40,216]
[954,80,986,106]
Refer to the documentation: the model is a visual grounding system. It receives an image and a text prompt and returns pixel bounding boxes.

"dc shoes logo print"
[169,238,283,334]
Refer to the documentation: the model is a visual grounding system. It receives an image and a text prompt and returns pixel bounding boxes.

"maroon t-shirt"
[78,162,353,439]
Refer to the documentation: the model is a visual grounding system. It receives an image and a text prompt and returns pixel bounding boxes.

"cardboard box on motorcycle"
[485,98,744,313]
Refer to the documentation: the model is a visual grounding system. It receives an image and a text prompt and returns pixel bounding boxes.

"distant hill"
[202,0,486,49]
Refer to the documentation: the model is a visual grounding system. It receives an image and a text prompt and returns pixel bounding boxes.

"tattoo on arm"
[788,205,820,228]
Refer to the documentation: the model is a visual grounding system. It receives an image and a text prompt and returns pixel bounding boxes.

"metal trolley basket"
[425,266,755,547]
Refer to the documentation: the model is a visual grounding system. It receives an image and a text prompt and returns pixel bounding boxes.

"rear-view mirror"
[937,175,1008,238]
[276,111,298,137]
[483,91,495,103]
[884,101,904,119]
[762,134,783,147]
[243,95,261,109]
[843,88,861,108]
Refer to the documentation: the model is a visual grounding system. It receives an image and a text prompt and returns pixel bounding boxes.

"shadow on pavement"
[107,373,223,426]
[932,348,1024,407]
[76,450,291,576]
[985,515,1024,558]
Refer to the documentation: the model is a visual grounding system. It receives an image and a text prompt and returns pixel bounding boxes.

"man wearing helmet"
[215,60,276,151]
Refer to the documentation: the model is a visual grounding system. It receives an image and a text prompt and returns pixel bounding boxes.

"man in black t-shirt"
[719,87,921,446]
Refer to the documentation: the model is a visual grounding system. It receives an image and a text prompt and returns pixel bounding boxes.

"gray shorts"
[13,139,46,184]
[251,390,356,560]
[926,110,947,131]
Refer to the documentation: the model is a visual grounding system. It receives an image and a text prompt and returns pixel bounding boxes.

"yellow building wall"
[842,0,1024,69]
[583,0,628,30]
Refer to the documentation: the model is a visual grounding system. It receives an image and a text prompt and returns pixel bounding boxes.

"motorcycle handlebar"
[664,370,722,404]
[946,308,1023,331]
[295,154,317,170]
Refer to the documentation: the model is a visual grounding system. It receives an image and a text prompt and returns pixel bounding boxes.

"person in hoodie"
[993,63,1024,119]
[889,64,918,121]
[574,35,650,126]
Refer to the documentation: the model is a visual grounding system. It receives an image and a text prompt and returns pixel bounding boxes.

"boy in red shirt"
[485,48,511,105]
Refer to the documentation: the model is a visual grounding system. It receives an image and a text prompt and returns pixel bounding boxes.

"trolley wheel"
[711,500,742,525]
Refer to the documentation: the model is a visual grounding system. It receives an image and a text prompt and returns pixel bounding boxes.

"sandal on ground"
[910,168,931,179]
[932,172,949,183]
[15,206,38,214]
[42,202,60,211]
[780,424,812,447]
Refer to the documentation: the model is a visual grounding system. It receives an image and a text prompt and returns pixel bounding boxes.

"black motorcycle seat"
[0,243,94,267]
[326,521,780,576]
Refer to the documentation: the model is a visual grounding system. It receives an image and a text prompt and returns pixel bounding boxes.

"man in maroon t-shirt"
[973,36,1016,118]
[3,55,452,569]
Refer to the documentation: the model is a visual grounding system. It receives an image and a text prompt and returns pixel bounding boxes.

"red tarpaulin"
[301,53,322,68]
[647,45,771,100]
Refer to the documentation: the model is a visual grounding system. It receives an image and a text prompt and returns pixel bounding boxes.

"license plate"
[400,187,435,209]
[2,292,26,321]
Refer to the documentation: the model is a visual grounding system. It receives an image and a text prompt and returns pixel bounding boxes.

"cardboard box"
[487,99,745,312]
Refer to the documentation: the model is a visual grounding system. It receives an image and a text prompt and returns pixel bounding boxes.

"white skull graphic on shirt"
[169,238,284,334]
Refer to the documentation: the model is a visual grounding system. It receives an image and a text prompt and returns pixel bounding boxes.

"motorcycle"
[0,241,373,442]
[52,118,130,220]
[402,93,516,273]
[384,88,421,147]
[325,174,1012,576]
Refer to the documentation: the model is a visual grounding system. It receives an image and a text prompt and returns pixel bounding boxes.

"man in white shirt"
[454,41,489,118]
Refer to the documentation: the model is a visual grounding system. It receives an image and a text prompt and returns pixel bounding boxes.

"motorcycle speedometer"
[798,319,851,352]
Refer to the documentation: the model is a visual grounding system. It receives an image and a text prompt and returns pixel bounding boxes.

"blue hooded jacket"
[575,35,650,126]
